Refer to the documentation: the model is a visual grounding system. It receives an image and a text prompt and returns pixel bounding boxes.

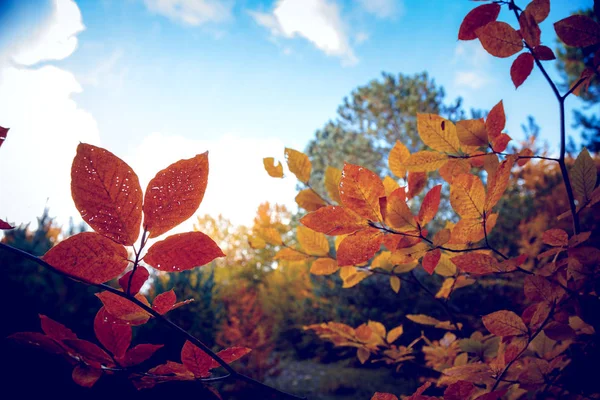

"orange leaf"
[422,249,441,275]
[143,152,208,238]
[456,118,487,148]
[416,113,460,153]
[554,15,600,47]
[340,163,385,222]
[119,343,163,367]
[94,307,131,358]
[491,133,511,153]
[439,159,471,184]
[143,231,225,272]
[404,151,448,172]
[371,393,398,400]
[274,247,311,261]
[519,11,541,47]
[485,156,516,211]
[525,0,550,23]
[95,291,151,326]
[482,310,528,337]
[407,171,427,199]
[450,174,485,219]
[43,232,128,284]
[542,229,568,247]
[285,147,312,183]
[263,157,283,178]
[486,100,505,140]
[295,188,326,211]
[118,266,149,295]
[300,206,367,235]
[181,340,212,378]
[510,53,535,89]
[72,364,102,388]
[71,143,142,245]
[418,185,442,226]
[386,188,416,231]
[458,3,501,40]
[476,21,523,58]
[209,347,252,369]
[325,166,343,204]
[310,258,339,275]
[337,229,383,267]
[451,252,498,275]
[153,290,177,314]
[389,141,410,178]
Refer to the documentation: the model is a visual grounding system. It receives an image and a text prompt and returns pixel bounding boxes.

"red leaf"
[372,394,398,400]
[94,307,132,358]
[143,231,224,272]
[407,171,427,199]
[118,266,149,295]
[43,232,128,284]
[491,133,511,153]
[519,11,541,47]
[39,314,77,341]
[95,291,151,326]
[71,143,142,245]
[337,228,384,267]
[0,125,8,148]
[63,339,115,368]
[340,163,385,222]
[119,344,163,367]
[451,253,497,275]
[9,332,65,354]
[143,152,209,238]
[444,380,475,400]
[486,101,505,140]
[422,249,441,275]
[542,228,568,247]
[72,364,102,388]
[209,347,252,369]
[153,290,176,314]
[554,15,600,47]
[524,0,549,23]
[418,185,442,226]
[510,53,535,89]
[524,275,566,303]
[533,45,556,60]
[474,390,507,400]
[181,340,212,378]
[476,22,523,58]
[482,310,528,337]
[458,3,501,40]
[300,206,367,235]
[0,218,14,229]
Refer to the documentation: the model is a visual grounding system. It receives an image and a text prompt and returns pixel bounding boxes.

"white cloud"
[251,0,358,66]
[452,41,492,90]
[11,0,84,66]
[357,0,401,19]
[144,0,234,26]
[454,71,488,90]
[0,0,100,229]
[127,133,298,233]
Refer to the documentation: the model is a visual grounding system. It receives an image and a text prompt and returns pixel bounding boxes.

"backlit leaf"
[486,100,506,139]
[519,11,541,47]
[554,15,600,47]
[387,325,403,343]
[404,151,448,172]
[570,148,597,202]
[274,247,311,261]
[96,291,151,326]
[407,171,427,199]
[39,314,77,341]
[382,176,400,196]
[119,344,163,367]
[152,289,176,315]
[418,185,442,226]
[71,143,142,245]
[458,3,501,40]
[533,45,556,60]
[525,0,550,23]
[340,266,371,288]
[298,225,329,256]
[94,307,131,358]
[390,275,401,293]
[118,266,149,296]
[510,52,535,89]
[143,152,208,238]
[417,114,460,153]
[422,249,441,275]
[310,258,339,275]
[451,252,498,275]
[444,380,475,400]
[450,174,485,219]
[144,231,225,272]
[295,188,327,211]
[0,218,13,230]
[337,229,383,267]
[482,310,528,337]
[300,206,367,235]
[485,156,516,211]
[263,157,283,178]
[371,393,398,400]
[325,166,342,203]
[285,147,312,183]
[456,118,487,148]
[476,22,523,58]
[63,338,114,367]
[389,141,410,178]
[524,275,566,303]
[181,341,211,378]
[43,232,128,284]
[386,188,416,231]
[209,347,252,369]
[340,163,385,222]
[439,159,471,184]
[542,229,568,247]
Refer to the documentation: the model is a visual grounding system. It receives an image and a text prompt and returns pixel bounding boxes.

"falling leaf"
[263,157,283,178]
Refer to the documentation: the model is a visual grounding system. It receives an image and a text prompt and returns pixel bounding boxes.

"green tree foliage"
[556,7,600,151]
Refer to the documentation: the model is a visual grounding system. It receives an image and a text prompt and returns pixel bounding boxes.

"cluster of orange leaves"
[7,143,251,390]
[261,1,600,398]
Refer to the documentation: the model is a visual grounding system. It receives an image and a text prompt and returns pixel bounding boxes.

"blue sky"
[0,0,592,233]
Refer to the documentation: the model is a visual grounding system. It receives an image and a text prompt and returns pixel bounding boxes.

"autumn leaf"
[456,118,487,149]
[340,266,372,288]
[209,347,252,369]
[486,100,505,139]
[451,252,498,275]
[511,53,535,89]
[458,3,501,40]
[325,166,343,203]
[418,185,442,226]
[525,0,550,23]
[340,163,385,222]
[386,187,416,231]
[491,133,511,153]
[542,229,568,247]
[143,152,208,238]
[524,275,566,303]
[0,125,9,148]
[389,141,410,178]
[94,307,131,358]
[444,380,475,400]
[71,143,142,245]
[274,247,311,262]
[181,340,212,378]
[450,174,485,219]
[476,22,523,58]
[96,291,151,326]
[417,113,460,154]
[389,275,401,293]
[72,364,102,388]
[482,310,528,337]
[570,148,597,202]
[9,332,64,354]
[371,392,398,400]
[295,188,327,211]
[300,206,367,235]
[40,314,77,341]
[297,225,329,256]
[404,151,448,172]
[43,232,128,284]
[119,343,163,367]
[422,249,441,275]
[152,290,177,315]
[387,325,404,343]
[63,338,114,367]
[285,147,311,183]
[337,228,383,267]
[440,159,471,184]
[533,45,556,60]
[310,258,339,275]
[519,11,541,47]
[554,15,600,48]
[485,156,516,211]
[0,218,14,230]
[263,157,283,178]
[143,231,225,272]
[118,266,149,295]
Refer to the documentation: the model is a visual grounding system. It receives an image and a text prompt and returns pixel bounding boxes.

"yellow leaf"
[297,225,329,256]
[386,188,416,231]
[382,176,400,197]
[295,189,327,212]
[340,266,371,288]
[404,151,448,172]
[310,258,339,275]
[371,251,393,270]
[417,114,460,153]
[285,147,311,183]
[257,227,282,246]
[263,157,283,178]
[434,253,457,276]
[390,275,401,293]
[450,174,485,219]
[274,247,310,261]
[436,278,455,299]
[571,148,597,202]
[389,141,410,178]
[248,235,266,249]
[439,159,471,184]
[386,325,404,343]
[368,321,387,339]
[406,314,442,326]
[340,163,385,222]
[456,119,487,148]
[357,347,370,364]
[325,166,342,203]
